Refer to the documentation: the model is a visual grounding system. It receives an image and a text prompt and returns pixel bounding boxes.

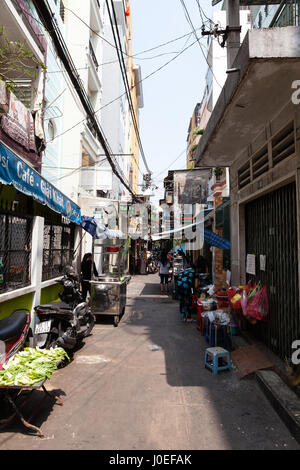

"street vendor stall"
[90,238,130,327]
[171,253,184,299]
[79,216,131,327]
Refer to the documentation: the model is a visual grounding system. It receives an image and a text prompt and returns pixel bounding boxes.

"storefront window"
[0,214,32,293]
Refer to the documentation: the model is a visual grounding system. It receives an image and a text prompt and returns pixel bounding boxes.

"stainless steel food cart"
[172,254,184,299]
[90,238,130,326]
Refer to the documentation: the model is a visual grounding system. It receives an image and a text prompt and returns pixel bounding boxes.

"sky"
[130,0,218,206]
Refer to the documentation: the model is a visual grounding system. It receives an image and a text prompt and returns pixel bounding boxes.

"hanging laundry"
[80,216,107,239]
[80,216,124,239]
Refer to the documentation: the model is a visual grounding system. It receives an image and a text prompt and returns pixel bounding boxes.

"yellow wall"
[0,283,62,322]
[40,283,62,305]
[125,1,140,195]
[0,293,33,320]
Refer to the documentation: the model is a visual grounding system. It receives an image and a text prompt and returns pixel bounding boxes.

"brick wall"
[213,187,227,291]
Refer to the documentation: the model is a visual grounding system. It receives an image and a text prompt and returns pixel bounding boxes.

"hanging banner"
[0,141,81,224]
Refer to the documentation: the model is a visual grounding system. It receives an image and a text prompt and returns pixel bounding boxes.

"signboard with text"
[0,142,81,224]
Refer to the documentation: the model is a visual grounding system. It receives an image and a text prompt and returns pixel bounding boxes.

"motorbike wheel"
[45,331,60,349]
[83,313,95,337]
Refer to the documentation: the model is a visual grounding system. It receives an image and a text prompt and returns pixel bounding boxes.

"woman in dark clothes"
[81,253,98,301]
[177,264,201,323]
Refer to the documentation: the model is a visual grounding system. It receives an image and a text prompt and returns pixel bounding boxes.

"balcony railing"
[89,40,99,71]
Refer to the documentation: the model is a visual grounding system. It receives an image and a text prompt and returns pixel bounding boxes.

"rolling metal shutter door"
[245,182,299,359]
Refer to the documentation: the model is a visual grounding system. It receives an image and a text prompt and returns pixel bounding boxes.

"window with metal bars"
[0,213,32,293]
[42,222,75,282]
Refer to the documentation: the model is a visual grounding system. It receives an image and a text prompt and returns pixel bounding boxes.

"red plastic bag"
[241,290,248,317]
[227,287,237,299]
[246,286,269,322]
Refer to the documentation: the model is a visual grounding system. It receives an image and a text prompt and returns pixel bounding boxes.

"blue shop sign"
[0,142,81,224]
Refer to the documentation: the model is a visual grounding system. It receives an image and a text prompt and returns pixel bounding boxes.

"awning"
[194,27,300,168]
[0,141,81,224]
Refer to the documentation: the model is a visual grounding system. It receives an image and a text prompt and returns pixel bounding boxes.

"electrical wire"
[195,0,215,27]
[151,148,187,180]
[195,0,205,25]
[65,6,204,63]
[40,11,131,191]
[33,0,205,200]
[25,6,205,70]
[24,1,201,165]
[47,37,199,146]
[106,0,149,176]
[20,2,151,202]
[45,47,194,75]
[179,0,223,90]
[45,158,108,182]
[32,0,136,199]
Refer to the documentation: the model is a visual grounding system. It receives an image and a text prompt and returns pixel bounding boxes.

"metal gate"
[245,182,299,360]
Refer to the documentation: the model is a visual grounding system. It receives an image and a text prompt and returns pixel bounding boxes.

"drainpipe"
[226,0,241,68]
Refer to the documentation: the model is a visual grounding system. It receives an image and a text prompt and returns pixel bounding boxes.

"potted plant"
[214,167,223,181]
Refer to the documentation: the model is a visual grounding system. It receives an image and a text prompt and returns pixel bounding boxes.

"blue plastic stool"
[204,347,232,375]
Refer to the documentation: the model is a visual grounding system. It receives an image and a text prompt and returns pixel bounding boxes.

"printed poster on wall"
[260,255,266,271]
[246,254,256,275]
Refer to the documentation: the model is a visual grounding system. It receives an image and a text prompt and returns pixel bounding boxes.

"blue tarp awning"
[203,229,230,250]
[0,141,81,224]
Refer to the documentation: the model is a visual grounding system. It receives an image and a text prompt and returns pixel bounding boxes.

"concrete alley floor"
[0,274,299,450]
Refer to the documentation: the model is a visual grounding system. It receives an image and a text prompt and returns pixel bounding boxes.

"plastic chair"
[204,347,232,375]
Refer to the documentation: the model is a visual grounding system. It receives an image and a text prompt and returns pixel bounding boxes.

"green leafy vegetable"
[0,347,70,387]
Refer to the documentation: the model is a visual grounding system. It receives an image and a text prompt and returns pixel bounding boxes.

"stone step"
[256,369,300,444]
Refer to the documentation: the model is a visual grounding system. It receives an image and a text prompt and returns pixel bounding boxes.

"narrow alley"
[0,275,299,451]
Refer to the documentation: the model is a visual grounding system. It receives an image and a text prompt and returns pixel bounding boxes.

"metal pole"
[226,0,241,68]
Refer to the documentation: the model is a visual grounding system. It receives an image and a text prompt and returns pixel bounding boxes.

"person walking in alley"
[177,264,200,323]
[158,251,171,294]
[81,253,98,301]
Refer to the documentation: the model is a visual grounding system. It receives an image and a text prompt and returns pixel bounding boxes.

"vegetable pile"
[0,347,70,387]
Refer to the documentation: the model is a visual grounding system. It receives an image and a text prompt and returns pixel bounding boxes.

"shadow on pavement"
[116,274,300,450]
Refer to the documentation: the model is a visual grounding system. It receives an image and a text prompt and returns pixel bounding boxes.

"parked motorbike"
[34,267,95,351]
[0,309,31,370]
[146,256,158,274]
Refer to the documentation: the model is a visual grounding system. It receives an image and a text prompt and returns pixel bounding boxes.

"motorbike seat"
[37,301,73,312]
[0,311,29,342]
